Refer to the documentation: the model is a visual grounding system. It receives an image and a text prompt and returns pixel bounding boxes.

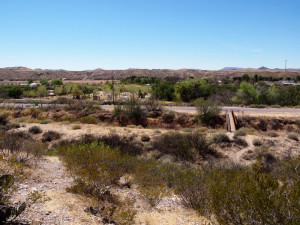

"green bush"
[161,111,175,123]
[122,96,143,122]
[152,131,216,161]
[0,112,9,126]
[80,116,100,124]
[252,138,263,146]
[234,137,248,147]
[42,131,60,142]
[141,134,150,142]
[195,98,221,125]
[234,128,247,137]
[213,133,230,143]
[29,126,42,134]
[267,131,279,137]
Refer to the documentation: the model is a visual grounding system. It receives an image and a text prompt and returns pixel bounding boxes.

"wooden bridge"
[226,110,237,132]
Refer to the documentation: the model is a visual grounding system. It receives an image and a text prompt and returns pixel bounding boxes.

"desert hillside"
[1,67,300,81]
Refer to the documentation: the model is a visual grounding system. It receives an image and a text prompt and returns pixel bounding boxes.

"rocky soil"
[11,156,101,225]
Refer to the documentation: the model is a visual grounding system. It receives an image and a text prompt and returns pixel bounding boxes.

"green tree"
[51,79,63,86]
[54,86,64,96]
[40,78,49,86]
[175,78,213,102]
[8,86,23,98]
[236,82,258,104]
[71,85,84,99]
[152,81,175,101]
[27,78,34,84]
[36,86,48,97]
[242,74,250,82]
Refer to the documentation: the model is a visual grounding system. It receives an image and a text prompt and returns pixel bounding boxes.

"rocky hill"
[1,67,300,81]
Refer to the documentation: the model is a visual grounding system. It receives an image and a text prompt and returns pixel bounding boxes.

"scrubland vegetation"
[49,132,300,225]
[0,75,299,224]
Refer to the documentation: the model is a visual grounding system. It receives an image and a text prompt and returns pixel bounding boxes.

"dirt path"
[12,156,101,225]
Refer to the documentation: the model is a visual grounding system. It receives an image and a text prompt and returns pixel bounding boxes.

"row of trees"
[152,78,300,106]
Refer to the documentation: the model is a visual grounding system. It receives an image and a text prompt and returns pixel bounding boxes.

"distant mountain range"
[0,66,300,81]
[222,66,300,71]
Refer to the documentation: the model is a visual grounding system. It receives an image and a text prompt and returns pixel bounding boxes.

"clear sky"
[0,0,299,70]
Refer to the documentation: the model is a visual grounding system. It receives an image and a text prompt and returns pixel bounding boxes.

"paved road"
[1,102,300,115]
[100,105,300,114]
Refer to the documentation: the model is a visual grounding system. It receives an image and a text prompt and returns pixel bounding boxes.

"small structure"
[29,83,38,88]
[278,80,295,86]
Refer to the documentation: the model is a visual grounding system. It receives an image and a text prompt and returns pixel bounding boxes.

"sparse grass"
[40,119,53,124]
[16,117,27,123]
[27,190,51,203]
[80,116,100,124]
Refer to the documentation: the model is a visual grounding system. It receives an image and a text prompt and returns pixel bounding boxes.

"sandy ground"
[11,156,101,225]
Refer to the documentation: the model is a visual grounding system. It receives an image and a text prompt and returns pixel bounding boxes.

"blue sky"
[0,0,299,70]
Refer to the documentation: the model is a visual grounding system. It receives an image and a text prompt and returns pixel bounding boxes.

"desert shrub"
[122,96,143,122]
[213,133,230,143]
[234,137,248,147]
[80,116,100,124]
[144,96,162,112]
[112,104,123,120]
[59,115,77,122]
[252,138,263,146]
[176,158,300,225]
[267,131,279,137]
[195,98,221,125]
[0,131,45,161]
[152,131,215,161]
[208,164,299,225]
[59,142,131,198]
[269,118,282,130]
[243,146,275,164]
[234,128,247,137]
[288,133,298,141]
[60,134,142,156]
[176,168,211,215]
[29,126,42,134]
[72,124,81,130]
[40,119,53,124]
[141,134,150,142]
[161,111,175,123]
[0,112,9,126]
[41,131,61,142]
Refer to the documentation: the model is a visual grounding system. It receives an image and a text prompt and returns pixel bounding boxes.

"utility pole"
[285,60,287,72]
[112,72,115,104]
